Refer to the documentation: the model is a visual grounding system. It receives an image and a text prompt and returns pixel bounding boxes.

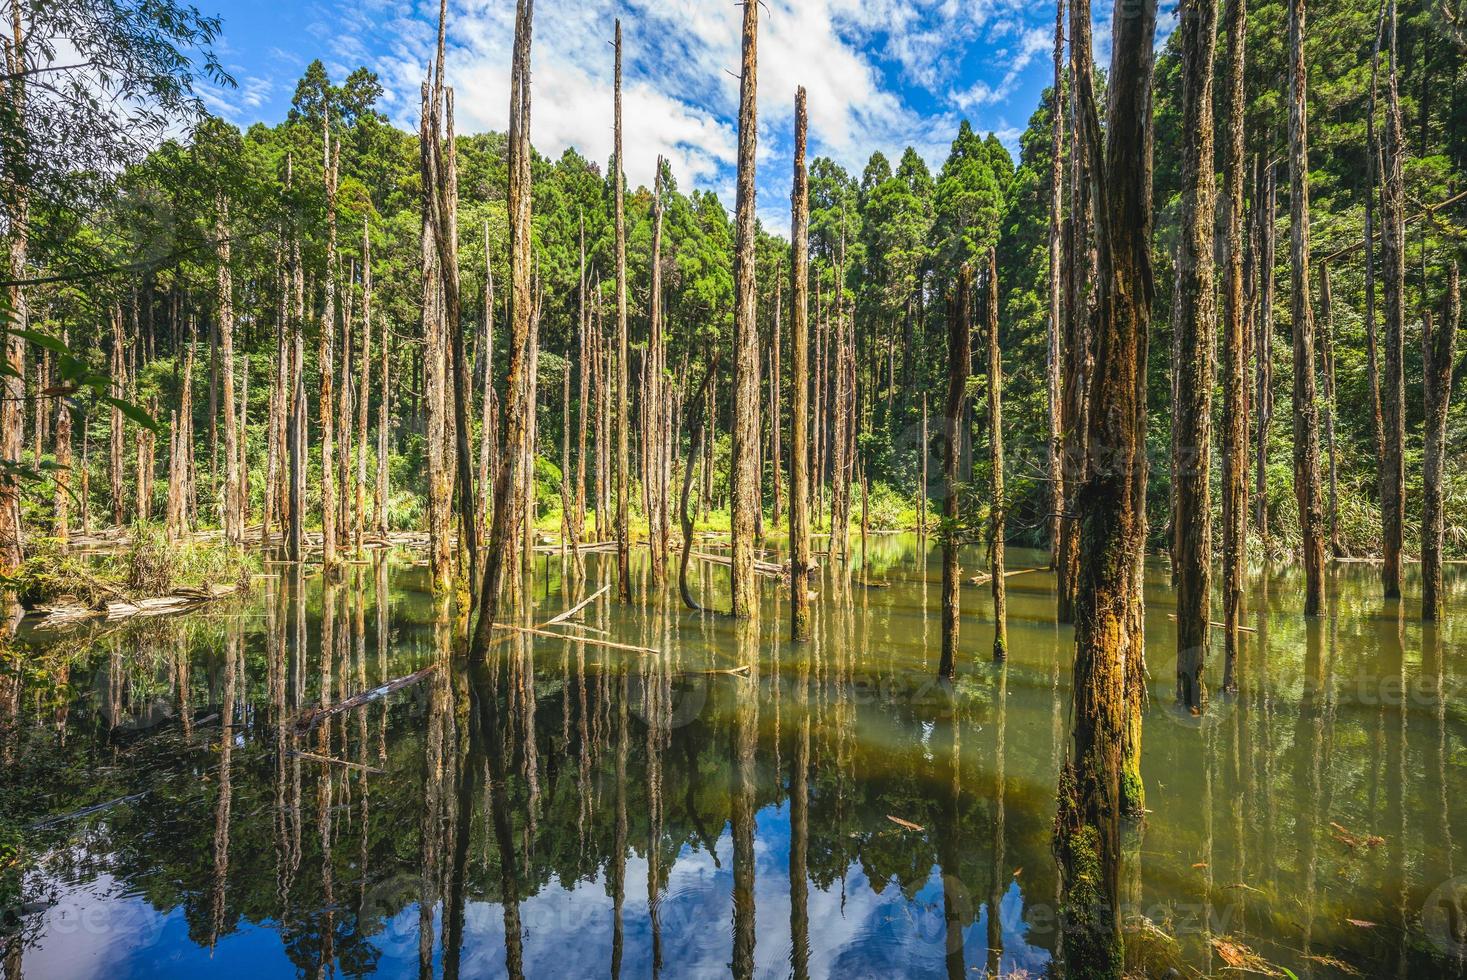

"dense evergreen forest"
[2,0,1465,974]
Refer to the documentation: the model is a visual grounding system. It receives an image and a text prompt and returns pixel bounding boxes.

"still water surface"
[2,537,1465,978]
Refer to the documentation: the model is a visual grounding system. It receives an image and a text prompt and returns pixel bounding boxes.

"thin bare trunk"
[321,121,339,567]
[613,22,632,604]
[1288,0,1326,616]
[729,0,760,618]
[1422,263,1458,620]
[985,249,1007,663]
[790,88,812,642]
[939,264,973,681]
[1047,0,1066,570]
[1380,0,1407,600]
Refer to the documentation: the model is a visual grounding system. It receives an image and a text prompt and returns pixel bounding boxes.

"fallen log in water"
[104,583,238,620]
[968,567,1042,586]
[492,622,659,655]
[294,664,438,734]
[692,551,788,579]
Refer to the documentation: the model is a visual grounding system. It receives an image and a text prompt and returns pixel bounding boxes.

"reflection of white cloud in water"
[370,802,1050,978]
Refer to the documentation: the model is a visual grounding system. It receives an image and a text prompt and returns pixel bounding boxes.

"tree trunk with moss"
[1047,0,1066,573]
[1174,0,1218,710]
[1054,0,1156,972]
[1288,0,1326,617]
[1220,0,1248,692]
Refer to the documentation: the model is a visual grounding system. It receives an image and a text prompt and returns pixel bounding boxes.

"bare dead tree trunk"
[919,394,928,535]
[574,219,589,547]
[0,8,28,573]
[1422,263,1458,621]
[648,161,667,583]
[264,245,285,542]
[321,120,340,567]
[1364,0,1387,469]
[110,306,126,527]
[985,249,1007,663]
[469,0,534,662]
[420,83,450,585]
[1255,162,1276,540]
[376,268,391,538]
[1174,0,1219,711]
[939,264,973,682]
[729,0,760,619]
[1319,263,1340,555]
[790,87,812,642]
[1288,0,1326,616]
[1057,3,1096,624]
[1047,0,1066,571]
[1380,0,1407,601]
[613,23,632,603]
[1055,0,1157,971]
[770,259,783,531]
[1220,0,1249,693]
[356,220,372,555]
[289,202,306,561]
[54,331,72,545]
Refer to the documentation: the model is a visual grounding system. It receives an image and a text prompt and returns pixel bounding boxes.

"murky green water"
[2,537,1465,978]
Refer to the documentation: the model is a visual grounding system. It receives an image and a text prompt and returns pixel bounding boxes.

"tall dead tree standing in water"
[469,0,534,662]
[647,158,667,584]
[1287,0,1326,616]
[1174,0,1218,711]
[216,198,241,547]
[789,87,813,643]
[938,264,973,682]
[1220,0,1249,692]
[1422,263,1458,620]
[320,118,340,568]
[1057,0,1096,624]
[1380,0,1407,601]
[1255,161,1275,540]
[729,0,761,619]
[1054,0,1157,970]
[613,21,631,604]
[1046,0,1065,571]
[985,249,1007,663]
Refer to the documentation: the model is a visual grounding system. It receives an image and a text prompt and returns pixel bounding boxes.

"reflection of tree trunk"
[209,619,239,949]
[789,646,811,980]
[986,666,1008,979]
[731,623,759,980]
[611,664,629,978]
[936,690,966,980]
[939,265,973,681]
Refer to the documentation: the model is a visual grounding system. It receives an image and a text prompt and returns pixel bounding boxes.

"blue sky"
[196,0,1152,229]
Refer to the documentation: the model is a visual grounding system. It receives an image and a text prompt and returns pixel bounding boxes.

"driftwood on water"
[294,663,438,734]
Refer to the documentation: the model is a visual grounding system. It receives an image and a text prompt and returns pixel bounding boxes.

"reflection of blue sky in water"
[361,803,1050,979]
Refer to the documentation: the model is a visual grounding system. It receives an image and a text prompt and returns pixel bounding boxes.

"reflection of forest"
[0,560,1059,977]
[4,552,1467,977]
